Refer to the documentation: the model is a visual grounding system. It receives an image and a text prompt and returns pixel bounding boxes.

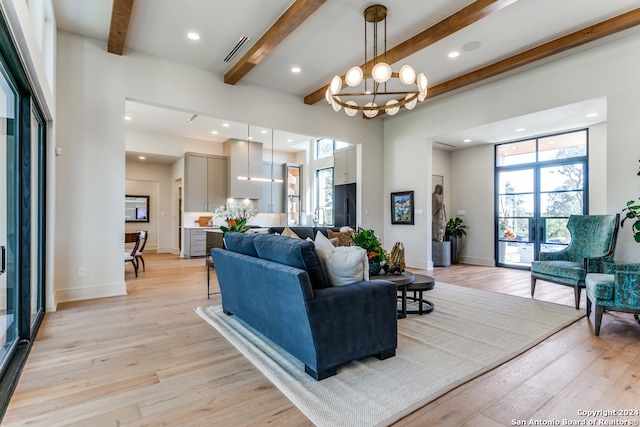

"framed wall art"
[391,191,414,225]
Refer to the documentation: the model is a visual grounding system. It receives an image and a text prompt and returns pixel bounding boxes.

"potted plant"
[621,160,640,243]
[351,227,389,275]
[445,217,468,264]
[214,205,257,234]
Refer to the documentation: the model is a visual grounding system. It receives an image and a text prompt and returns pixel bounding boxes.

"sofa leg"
[222,308,233,316]
[594,305,604,336]
[574,286,581,310]
[375,348,396,360]
[305,365,337,381]
[531,277,537,298]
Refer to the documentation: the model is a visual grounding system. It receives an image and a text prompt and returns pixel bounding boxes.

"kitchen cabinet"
[184,153,227,212]
[285,163,302,226]
[184,228,206,258]
[258,162,284,213]
[226,139,263,199]
[334,146,357,184]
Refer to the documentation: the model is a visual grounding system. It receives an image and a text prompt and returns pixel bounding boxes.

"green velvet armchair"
[530,214,620,309]
[586,263,640,336]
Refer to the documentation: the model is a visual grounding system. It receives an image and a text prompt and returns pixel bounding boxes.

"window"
[316,168,334,225]
[316,138,350,160]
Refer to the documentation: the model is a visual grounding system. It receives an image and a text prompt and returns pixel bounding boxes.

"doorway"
[495,130,588,268]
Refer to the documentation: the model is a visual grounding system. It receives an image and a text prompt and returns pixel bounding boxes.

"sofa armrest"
[305,280,397,367]
[584,253,616,273]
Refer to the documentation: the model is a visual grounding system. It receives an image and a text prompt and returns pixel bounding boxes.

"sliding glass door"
[496,130,588,268]
[0,63,18,373]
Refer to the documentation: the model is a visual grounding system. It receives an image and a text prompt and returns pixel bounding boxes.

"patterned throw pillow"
[328,229,352,246]
[281,227,300,239]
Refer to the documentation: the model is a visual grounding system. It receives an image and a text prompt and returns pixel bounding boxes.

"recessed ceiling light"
[448,51,460,58]
[585,113,598,118]
[139,156,146,160]
[515,128,526,132]
[222,123,230,127]
[287,139,293,142]
[248,136,253,140]
[291,67,301,73]
[260,130,267,134]
[124,116,132,121]
[211,131,218,135]
[463,139,471,143]
[187,32,200,41]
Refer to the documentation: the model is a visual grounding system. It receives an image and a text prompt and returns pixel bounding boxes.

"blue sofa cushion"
[223,232,259,257]
[254,234,330,289]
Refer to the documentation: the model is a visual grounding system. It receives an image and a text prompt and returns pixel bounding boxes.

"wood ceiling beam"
[108,0,135,55]
[224,0,327,85]
[304,0,517,106]
[425,7,640,100]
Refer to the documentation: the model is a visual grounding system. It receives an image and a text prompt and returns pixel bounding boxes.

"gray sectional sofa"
[211,232,397,380]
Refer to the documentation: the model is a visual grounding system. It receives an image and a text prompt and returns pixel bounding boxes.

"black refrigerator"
[334,183,356,228]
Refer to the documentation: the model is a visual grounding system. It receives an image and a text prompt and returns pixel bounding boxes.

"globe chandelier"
[326,4,428,118]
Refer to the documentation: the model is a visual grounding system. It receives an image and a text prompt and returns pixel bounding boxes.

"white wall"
[384,29,640,269]
[54,31,384,305]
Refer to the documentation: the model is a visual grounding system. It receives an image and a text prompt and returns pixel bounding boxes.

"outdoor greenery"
[621,160,640,243]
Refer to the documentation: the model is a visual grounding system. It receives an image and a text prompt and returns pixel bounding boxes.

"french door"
[496,130,588,268]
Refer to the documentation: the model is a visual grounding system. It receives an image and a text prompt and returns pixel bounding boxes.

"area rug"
[195,282,584,427]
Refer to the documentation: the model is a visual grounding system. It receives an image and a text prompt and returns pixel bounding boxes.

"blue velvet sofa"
[211,232,397,380]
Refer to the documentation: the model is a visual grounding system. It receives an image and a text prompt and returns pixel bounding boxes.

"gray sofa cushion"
[254,234,330,289]
[223,232,259,257]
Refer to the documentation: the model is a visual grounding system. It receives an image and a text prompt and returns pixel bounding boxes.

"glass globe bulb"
[345,66,363,87]
[417,72,428,92]
[399,65,416,85]
[325,88,332,104]
[385,99,400,116]
[372,62,392,83]
[418,88,427,102]
[330,75,342,94]
[404,93,417,110]
[331,96,342,112]
[345,100,358,116]
[363,102,378,118]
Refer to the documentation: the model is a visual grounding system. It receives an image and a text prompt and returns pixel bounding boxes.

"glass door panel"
[497,169,534,267]
[0,68,18,370]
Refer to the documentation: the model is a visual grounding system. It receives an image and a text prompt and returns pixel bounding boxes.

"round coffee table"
[370,272,434,318]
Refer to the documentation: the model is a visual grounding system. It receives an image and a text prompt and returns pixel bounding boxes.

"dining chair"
[125,233,140,277]
[135,230,148,272]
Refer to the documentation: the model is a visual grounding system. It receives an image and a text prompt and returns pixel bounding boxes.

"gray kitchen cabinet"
[258,162,284,213]
[226,140,263,199]
[334,146,357,184]
[184,228,206,258]
[184,153,227,212]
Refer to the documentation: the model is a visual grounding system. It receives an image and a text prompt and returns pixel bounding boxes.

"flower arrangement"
[214,205,257,233]
[351,227,389,263]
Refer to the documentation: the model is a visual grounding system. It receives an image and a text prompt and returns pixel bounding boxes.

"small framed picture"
[391,191,414,225]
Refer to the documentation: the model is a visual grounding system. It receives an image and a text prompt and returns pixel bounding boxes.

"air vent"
[434,141,457,148]
[223,35,251,62]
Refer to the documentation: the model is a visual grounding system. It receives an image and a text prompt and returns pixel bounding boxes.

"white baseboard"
[156,247,180,254]
[460,256,495,267]
[56,282,127,304]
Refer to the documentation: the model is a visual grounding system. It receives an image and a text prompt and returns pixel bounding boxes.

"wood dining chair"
[125,233,140,277]
[135,230,148,272]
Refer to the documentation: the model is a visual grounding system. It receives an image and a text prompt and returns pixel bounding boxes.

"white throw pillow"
[314,231,368,286]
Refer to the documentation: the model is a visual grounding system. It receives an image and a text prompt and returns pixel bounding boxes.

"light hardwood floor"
[4,253,640,426]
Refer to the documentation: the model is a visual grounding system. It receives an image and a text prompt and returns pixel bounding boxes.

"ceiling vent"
[223,35,251,62]
[434,141,457,148]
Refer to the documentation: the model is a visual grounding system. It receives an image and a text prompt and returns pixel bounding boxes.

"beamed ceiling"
[53,0,640,151]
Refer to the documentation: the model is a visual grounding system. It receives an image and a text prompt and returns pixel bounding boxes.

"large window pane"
[498,169,534,194]
[540,164,584,192]
[316,167,333,225]
[538,130,587,161]
[496,139,536,166]
[499,194,534,218]
[316,139,334,160]
[540,191,583,217]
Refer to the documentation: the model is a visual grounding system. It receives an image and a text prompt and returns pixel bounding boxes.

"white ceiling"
[53,0,639,156]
